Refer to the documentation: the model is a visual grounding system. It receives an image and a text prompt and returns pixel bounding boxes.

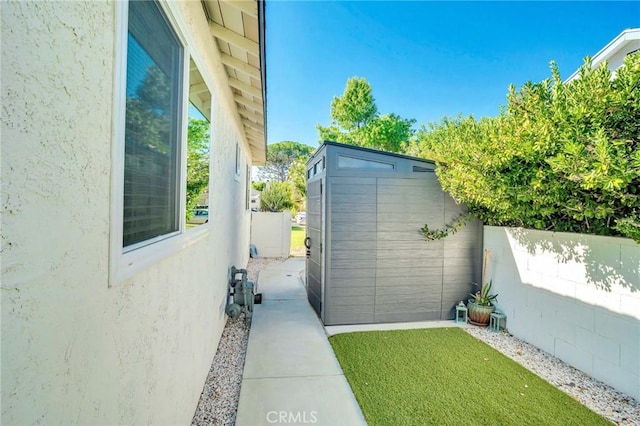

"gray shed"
[305,141,483,325]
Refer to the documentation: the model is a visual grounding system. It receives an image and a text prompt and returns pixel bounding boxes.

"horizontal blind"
[123,0,183,247]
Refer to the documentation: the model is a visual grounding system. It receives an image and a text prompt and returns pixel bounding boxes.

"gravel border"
[191,257,287,426]
[190,260,638,425]
[466,327,640,425]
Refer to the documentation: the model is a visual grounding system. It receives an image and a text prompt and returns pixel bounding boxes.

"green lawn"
[290,225,305,256]
[330,328,608,426]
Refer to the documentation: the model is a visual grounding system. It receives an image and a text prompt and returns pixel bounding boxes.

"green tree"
[414,54,640,242]
[258,141,315,182]
[125,65,172,154]
[252,181,266,191]
[185,118,210,220]
[317,76,416,152]
[330,76,377,130]
[288,158,307,198]
[260,182,294,212]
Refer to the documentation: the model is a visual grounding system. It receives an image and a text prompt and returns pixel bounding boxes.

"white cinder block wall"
[250,211,292,257]
[484,226,640,400]
[1,1,253,424]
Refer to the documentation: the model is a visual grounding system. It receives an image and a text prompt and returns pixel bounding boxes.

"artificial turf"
[329,328,609,426]
[290,225,306,256]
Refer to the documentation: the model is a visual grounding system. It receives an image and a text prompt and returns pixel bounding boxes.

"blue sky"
[265,1,640,147]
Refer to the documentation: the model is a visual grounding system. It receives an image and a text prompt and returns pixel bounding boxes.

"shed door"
[306,179,323,317]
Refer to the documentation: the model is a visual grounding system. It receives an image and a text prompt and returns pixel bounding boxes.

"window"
[111,1,215,284]
[412,165,434,173]
[337,154,394,170]
[185,101,210,228]
[123,0,184,248]
[186,57,211,229]
[245,164,251,210]
[235,142,241,180]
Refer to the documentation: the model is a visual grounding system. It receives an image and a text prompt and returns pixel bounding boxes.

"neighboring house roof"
[202,0,267,164]
[566,28,640,82]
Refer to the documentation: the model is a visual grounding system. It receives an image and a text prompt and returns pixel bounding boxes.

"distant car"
[188,206,209,225]
[295,212,306,225]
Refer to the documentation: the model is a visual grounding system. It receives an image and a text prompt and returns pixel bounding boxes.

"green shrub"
[252,181,266,191]
[413,53,640,242]
[260,182,294,212]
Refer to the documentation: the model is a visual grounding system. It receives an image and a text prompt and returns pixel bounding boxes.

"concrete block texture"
[593,357,640,401]
[484,226,640,400]
[554,338,595,375]
[250,211,292,258]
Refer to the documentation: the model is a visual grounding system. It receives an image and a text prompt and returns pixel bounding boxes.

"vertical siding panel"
[318,144,483,325]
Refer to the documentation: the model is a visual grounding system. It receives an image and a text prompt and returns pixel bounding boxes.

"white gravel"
[190,258,638,425]
[191,257,287,426]
[466,327,640,425]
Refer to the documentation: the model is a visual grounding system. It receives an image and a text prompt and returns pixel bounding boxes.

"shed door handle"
[304,237,312,249]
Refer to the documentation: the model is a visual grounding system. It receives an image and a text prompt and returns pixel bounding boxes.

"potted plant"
[467,280,498,326]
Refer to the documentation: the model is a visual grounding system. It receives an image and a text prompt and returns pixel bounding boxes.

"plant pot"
[467,299,495,327]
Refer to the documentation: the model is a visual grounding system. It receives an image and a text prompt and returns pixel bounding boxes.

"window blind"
[123,0,183,247]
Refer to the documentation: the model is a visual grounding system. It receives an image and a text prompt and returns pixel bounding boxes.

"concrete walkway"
[235,258,366,426]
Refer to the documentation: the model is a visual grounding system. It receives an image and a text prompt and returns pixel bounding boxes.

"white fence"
[250,211,292,258]
[484,226,639,400]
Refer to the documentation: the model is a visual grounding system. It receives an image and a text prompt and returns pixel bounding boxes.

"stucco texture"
[2,1,253,424]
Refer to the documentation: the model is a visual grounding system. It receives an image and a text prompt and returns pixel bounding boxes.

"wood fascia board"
[190,82,209,95]
[245,131,265,147]
[234,94,263,111]
[244,125,263,135]
[247,140,266,154]
[237,108,264,123]
[242,118,264,132]
[245,136,265,149]
[244,127,264,139]
[247,139,264,152]
[228,77,262,98]
[209,22,258,53]
[243,122,263,133]
[225,0,257,18]
[220,53,261,79]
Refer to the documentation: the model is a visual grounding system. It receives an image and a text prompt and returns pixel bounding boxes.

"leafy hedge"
[260,182,294,212]
[411,54,640,242]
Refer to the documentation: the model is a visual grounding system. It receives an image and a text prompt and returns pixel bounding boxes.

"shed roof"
[307,140,436,167]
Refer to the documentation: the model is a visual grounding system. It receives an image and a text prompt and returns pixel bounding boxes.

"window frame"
[245,164,251,210]
[110,0,208,286]
[337,154,395,170]
[234,142,241,181]
[185,61,212,231]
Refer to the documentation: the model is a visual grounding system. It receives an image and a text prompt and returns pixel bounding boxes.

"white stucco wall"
[1,1,253,424]
[484,226,640,400]
[250,211,292,257]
